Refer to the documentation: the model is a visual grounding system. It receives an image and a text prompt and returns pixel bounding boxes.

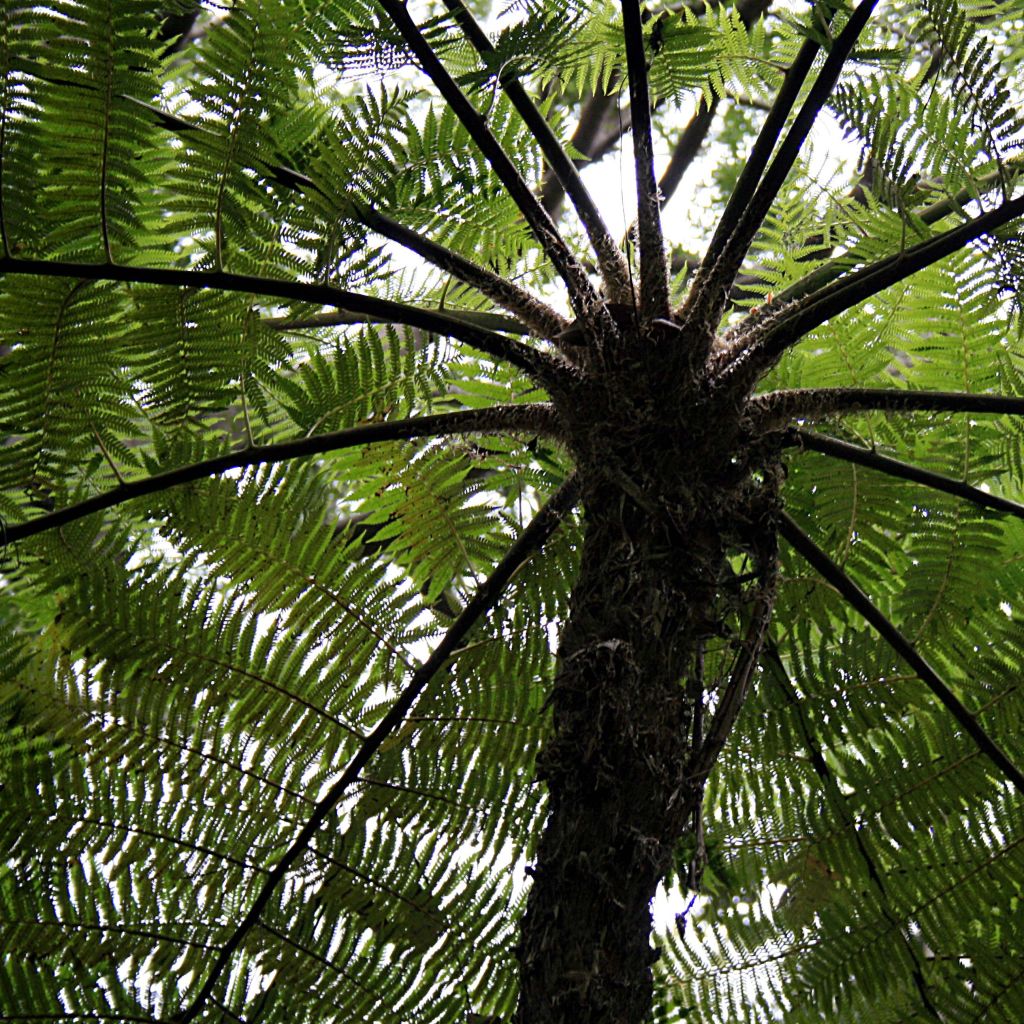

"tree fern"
[1,2,1023,1023]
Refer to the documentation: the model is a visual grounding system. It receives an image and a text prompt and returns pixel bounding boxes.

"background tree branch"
[658,96,718,211]
[686,1,878,332]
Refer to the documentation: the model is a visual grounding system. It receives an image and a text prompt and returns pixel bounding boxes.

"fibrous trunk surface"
[516,331,773,1023]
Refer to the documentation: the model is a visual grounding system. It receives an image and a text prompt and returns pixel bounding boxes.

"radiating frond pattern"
[1,1,1023,1022]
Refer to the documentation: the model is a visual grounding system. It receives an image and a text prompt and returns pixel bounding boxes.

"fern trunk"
[516,355,761,1022]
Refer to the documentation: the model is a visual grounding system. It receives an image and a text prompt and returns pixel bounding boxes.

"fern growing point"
[2,1,1024,1021]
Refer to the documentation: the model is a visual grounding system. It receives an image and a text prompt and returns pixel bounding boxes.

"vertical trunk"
[516,478,723,1024]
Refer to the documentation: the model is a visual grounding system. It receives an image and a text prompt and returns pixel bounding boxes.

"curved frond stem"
[763,642,944,1022]
[1,405,560,547]
[682,23,825,323]
[0,256,563,384]
[778,511,1024,795]
[127,715,310,807]
[732,191,1024,381]
[684,639,707,892]
[180,638,377,736]
[167,474,582,1024]
[29,88,318,218]
[538,1,769,218]
[116,94,325,199]
[69,813,258,875]
[133,89,539,349]
[658,96,719,210]
[263,308,528,334]
[687,0,878,330]
[256,921,387,1007]
[209,1001,247,1024]
[3,1016,159,1023]
[376,0,610,330]
[687,558,777,787]
[771,152,1024,307]
[670,154,1024,311]
[439,0,634,304]
[357,205,568,338]
[787,430,1024,519]
[750,387,1024,428]
[622,0,669,319]
[23,918,216,952]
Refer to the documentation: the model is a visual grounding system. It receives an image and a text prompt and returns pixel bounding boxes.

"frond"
[1,1,165,260]
[920,0,1024,195]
